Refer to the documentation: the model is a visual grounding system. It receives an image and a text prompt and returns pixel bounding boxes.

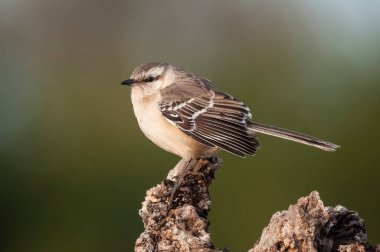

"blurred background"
[1,0,379,251]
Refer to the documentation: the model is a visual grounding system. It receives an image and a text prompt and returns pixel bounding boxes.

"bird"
[121,62,339,203]
[122,62,339,157]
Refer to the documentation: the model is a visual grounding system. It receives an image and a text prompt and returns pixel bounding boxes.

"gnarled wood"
[135,157,223,252]
[135,158,379,252]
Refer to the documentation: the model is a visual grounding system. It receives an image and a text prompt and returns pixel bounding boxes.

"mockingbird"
[121,62,339,202]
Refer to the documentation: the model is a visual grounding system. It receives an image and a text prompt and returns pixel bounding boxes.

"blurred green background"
[1,0,379,251]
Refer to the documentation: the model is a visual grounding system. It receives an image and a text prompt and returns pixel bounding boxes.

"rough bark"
[135,157,379,252]
[135,157,223,252]
[250,191,379,252]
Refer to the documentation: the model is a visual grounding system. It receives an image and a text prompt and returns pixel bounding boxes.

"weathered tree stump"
[250,191,379,252]
[135,158,379,252]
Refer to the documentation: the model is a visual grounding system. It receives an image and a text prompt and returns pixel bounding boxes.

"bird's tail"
[248,122,340,152]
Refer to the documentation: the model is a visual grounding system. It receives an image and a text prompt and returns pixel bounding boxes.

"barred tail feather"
[248,122,340,152]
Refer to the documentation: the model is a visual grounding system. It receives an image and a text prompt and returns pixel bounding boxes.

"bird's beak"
[121,79,136,86]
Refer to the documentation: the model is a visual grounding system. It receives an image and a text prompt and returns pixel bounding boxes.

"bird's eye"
[144,76,155,83]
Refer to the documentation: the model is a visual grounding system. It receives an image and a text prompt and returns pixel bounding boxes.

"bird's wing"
[159,83,259,157]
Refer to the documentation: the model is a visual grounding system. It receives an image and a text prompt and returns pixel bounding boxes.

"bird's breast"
[130,90,217,158]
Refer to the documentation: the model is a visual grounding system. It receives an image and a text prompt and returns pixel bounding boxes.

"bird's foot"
[153,156,221,208]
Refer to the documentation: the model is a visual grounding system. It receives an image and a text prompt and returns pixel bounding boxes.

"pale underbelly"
[133,102,216,158]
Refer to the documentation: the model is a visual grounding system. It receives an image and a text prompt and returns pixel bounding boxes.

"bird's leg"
[169,156,218,204]
[155,156,218,207]
[168,158,196,207]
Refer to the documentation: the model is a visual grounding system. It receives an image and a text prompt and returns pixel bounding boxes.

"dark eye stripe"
[144,76,155,82]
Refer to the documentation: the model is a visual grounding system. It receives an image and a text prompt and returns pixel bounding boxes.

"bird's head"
[121,62,176,94]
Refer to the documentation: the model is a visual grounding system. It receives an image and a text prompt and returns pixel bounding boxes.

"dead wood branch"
[135,158,379,252]
[250,191,379,252]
